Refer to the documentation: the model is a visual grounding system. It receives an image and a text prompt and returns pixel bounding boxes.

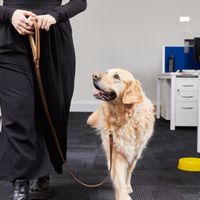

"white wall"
[69,0,200,111]
[1,0,200,111]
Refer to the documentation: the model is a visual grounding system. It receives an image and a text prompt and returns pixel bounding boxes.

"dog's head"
[92,68,144,104]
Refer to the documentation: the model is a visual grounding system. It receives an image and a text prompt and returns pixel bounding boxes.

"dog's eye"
[113,74,120,80]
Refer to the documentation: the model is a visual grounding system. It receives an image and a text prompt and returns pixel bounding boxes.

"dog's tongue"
[93,88,106,96]
[93,88,100,96]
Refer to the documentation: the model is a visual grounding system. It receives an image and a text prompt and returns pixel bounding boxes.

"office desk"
[156,73,200,153]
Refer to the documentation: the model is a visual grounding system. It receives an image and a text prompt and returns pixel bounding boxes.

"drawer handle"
[181,96,194,98]
[181,107,193,110]
[182,84,194,87]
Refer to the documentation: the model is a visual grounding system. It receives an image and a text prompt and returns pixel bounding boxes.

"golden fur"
[87,68,155,200]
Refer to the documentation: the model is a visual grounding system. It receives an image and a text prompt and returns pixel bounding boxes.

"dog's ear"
[122,80,144,104]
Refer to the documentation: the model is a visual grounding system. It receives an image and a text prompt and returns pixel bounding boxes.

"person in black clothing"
[0,0,87,199]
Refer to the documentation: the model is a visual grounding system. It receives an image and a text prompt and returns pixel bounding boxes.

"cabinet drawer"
[176,78,198,91]
[176,91,198,101]
[175,102,198,126]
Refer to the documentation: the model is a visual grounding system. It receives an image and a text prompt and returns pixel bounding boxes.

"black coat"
[0,0,87,181]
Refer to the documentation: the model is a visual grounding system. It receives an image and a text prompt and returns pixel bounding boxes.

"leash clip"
[109,130,113,137]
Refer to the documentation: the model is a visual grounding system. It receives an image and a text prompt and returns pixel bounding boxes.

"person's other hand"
[36,14,56,31]
[11,9,36,35]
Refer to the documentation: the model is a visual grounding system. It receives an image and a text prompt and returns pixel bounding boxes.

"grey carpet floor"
[0,112,200,200]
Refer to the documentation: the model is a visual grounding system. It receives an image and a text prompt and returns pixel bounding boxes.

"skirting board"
[70,101,156,112]
[70,101,100,112]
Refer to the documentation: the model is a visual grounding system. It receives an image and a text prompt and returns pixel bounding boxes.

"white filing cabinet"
[175,78,198,127]
[157,73,199,130]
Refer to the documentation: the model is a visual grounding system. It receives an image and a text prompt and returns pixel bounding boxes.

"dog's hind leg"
[111,152,132,200]
[126,160,136,194]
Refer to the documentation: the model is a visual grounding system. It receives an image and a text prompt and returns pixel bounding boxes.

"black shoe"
[10,180,29,200]
[29,175,52,199]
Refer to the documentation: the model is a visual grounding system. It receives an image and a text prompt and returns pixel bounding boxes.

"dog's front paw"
[118,193,132,200]
[127,185,133,194]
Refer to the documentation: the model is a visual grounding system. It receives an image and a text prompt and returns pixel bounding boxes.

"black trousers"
[0,55,52,182]
[0,20,76,181]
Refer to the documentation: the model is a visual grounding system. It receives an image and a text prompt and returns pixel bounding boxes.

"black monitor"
[194,37,200,61]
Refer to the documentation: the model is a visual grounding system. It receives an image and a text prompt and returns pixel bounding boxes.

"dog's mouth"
[93,82,116,101]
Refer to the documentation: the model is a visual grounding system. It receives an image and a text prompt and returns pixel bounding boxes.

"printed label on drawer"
[176,78,198,91]
[175,102,198,126]
[176,91,198,101]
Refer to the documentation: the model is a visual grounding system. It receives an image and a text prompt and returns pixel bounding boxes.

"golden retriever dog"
[87,68,155,200]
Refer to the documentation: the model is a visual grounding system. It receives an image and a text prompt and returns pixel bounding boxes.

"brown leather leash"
[28,21,113,188]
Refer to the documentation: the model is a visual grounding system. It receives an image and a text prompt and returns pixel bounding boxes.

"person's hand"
[35,14,56,31]
[11,9,36,35]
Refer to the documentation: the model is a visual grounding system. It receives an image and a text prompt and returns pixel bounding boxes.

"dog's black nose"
[93,74,101,81]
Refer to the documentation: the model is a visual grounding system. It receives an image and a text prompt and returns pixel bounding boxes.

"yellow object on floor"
[178,157,200,172]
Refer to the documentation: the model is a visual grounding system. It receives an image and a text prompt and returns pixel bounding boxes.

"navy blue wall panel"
[164,46,200,72]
